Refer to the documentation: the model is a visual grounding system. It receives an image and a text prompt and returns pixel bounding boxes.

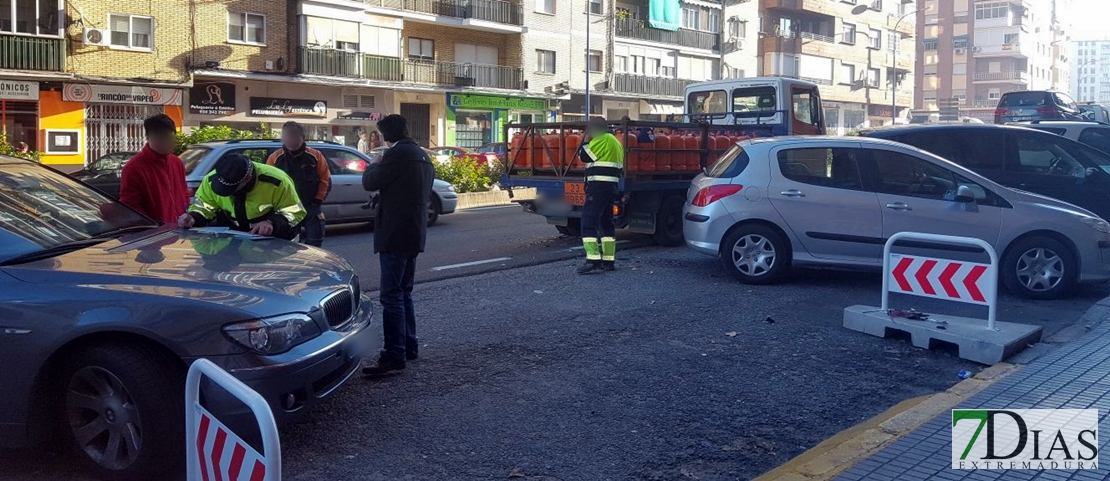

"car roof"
[739,135,912,149]
[860,123,1047,137]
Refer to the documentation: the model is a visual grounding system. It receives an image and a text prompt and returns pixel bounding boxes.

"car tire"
[61,343,184,481]
[720,224,789,285]
[1001,236,1077,300]
[427,196,441,227]
[652,195,686,247]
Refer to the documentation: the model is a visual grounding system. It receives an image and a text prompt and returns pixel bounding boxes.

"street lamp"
[890,6,929,124]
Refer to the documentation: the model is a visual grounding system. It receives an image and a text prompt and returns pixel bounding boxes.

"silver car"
[683,136,1110,299]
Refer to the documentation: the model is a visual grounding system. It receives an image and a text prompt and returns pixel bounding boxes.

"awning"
[639,100,682,115]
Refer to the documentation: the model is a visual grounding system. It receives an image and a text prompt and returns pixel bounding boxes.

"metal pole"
[585,7,591,119]
[891,29,897,125]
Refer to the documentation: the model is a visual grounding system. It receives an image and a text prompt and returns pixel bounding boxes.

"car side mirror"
[954,185,976,203]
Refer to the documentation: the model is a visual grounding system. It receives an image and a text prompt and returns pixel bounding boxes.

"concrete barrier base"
[843,305,1043,365]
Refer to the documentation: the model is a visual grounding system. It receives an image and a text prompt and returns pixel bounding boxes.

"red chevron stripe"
[964,265,988,302]
[915,259,938,295]
[249,459,266,481]
[211,427,228,481]
[892,257,914,292]
[939,262,961,298]
[228,442,247,481]
[197,414,212,481]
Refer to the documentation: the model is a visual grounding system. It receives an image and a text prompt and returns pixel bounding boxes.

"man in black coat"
[361,114,435,377]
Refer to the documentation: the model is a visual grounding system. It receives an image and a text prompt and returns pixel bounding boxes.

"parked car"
[361,144,459,225]
[862,124,1110,221]
[1079,102,1110,123]
[430,146,470,160]
[0,155,375,479]
[69,152,137,198]
[994,90,1084,124]
[683,137,1110,299]
[1021,120,1110,154]
[472,142,507,165]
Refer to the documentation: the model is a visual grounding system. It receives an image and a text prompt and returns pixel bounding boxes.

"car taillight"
[1036,106,1057,117]
[994,108,1008,117]
[692,185,743,207]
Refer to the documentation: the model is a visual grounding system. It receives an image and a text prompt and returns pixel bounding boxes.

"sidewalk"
[833,300,1110,481]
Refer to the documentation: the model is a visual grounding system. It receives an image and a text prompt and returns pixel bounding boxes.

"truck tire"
[556,218,581,237]
[720,224,790,284]
[1001,235,1077,300]
[652,196,686,247]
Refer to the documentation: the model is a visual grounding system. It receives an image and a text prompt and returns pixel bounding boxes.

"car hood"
[1008,188,1101,219]
[2,227,356,316]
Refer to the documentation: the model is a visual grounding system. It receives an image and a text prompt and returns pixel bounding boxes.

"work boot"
[603,261,616,272]
[577,261,604,275]
[406,344,419,361]
[361,355,406,378]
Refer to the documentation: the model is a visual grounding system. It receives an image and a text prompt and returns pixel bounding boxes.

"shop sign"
[337,111,384,121]
[63,83,183,105]
[189,82,237,115]
[0,80,38,100]
[249,97,328,118]
[448,93,546,111]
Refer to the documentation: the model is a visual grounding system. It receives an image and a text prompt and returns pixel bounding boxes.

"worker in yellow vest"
[576,117,624,274]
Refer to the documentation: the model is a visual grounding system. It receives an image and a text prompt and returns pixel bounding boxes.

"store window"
[455,111,492,149]
[1,101,38,152]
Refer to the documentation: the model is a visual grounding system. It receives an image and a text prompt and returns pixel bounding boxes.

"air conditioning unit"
[81,28,110,47]
[955,48,965,55]
[732,38,746,50]
[972,46,982,53]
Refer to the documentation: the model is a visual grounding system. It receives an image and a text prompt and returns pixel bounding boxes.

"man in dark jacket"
[360,114,434,377]
[266,121,331,246]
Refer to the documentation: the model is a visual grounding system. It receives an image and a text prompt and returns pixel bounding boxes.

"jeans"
[379,252,418,361]
[580,183,618,240]
[300,204,326,247]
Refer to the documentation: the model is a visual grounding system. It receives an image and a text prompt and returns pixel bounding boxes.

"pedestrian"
[118,114,190,225]
[369,130,384,150]
[360,114,434,378]
[357,128,371,154]
[576,117,624,274]
[16,141,28,153]
[178,153,306,240]
[266,121,331,247]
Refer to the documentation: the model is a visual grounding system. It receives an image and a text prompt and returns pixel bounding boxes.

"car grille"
[321,276,359,329]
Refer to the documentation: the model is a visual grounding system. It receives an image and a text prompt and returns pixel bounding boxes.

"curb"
[456,188,536,210]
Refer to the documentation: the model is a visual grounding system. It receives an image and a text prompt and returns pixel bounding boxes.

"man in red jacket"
[119,114,189,224]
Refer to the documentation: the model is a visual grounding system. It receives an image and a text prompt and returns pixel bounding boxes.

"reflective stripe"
[582,237,598,242]
[587,175,621,183]
[590,161,623,169]
[582,145,599,163]
[278,204,306,225]
[585,166,622,178]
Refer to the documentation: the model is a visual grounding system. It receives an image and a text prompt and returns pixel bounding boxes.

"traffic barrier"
[844,232,1041,365]
[186,359,281,481]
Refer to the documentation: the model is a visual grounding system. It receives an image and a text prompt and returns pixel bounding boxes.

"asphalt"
[4,233,1105,480]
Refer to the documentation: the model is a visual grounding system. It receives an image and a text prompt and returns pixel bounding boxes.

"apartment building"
[914,0,1069,122]
[758,0,918,133]
[524,0,759,120]
[1072,39,1110,104]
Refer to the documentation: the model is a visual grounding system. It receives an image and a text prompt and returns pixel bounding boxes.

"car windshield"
[0,158,153,262]
[180,147,211,175]
[999,92,1048,107]
[91,153,131,172]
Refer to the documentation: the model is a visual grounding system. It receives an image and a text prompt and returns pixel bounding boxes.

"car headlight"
[1080,217,1110,233]
[222,314,322,355]
[447,184,456,192]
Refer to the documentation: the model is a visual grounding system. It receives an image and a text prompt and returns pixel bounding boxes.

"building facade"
[1072,39,1110,104]
[914,0,1069,122]
[758,0,918,134]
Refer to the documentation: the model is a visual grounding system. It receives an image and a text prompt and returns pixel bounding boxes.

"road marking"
[567,240,631,251]
[460,204,518,212]
[430,257,513,271]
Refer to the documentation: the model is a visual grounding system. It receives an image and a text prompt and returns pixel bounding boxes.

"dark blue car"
[995,91,1085,124]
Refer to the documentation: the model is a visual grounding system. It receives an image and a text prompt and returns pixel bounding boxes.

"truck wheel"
[1001,236,1077,300]
[720,224,790,285]
[556,218,581,237]
[652,196,686,247]
[61,343,183,480]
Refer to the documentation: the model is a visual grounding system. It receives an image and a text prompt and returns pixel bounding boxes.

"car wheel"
[652,195,686,247]
[427,196,441,227]
[62,343,183,480]
[1001,236,1077,300]
[556,218,581,237]
[720,224,789,285]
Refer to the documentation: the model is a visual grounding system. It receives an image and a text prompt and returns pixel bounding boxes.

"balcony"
[615,18,719,51]
[0,34,64,71]
[973,71,1030,83]
[761,0,838,17]
[367,0,523,28]
[298,47,524,90]
[612,73,697,98]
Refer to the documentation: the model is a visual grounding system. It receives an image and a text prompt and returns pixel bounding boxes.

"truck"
[502,77,826,246]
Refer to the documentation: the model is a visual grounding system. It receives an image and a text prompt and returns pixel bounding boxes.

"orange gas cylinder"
[637,131,656,172]
[510,133,527,169]
[530,135,546,169]
[654,134,673,172]
[682,134,700,171]
[623,134,640,172]
[564,132,583,170]
[543,134,562,169]
[711,135,731,165]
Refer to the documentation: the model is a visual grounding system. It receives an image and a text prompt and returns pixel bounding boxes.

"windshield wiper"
[91,224,158,239]
[0,238,109,266]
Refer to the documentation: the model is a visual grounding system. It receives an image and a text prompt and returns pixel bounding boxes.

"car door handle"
[885,202,912,211]
[780,189,805,197]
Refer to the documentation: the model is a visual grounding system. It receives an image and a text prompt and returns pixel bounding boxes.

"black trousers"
[581,182,618,239]
[379,252,418,361]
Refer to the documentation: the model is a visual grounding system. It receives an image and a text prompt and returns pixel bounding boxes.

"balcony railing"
[612,73,697,98]
[973,71,1029,82]
[0,34,64,71]
[615,18,719,51]
[298,47,524,90]
[373,0,523,25]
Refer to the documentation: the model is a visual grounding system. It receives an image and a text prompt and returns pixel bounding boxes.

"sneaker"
[576,261,604,275]
[361,356,406,378]
[603,262,615,271]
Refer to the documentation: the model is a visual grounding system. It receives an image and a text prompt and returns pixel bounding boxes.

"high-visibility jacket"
[579,132,624,184]
[187,162,307,240]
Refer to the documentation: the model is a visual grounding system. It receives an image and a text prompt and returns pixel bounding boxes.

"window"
[647,57,660,76]
[536,49,556,74]
[408,37,434,61]
[777,148,863,191]
[587,0,602,14]
[587,50,602,72]
[681,7,699,30]
[1003,33,1018,45]
[228,12,265,45]
[922,38,938,50]
[1079,128,1110,155]
[1012,135,1086,177]
[975,2,1010,20]
[687,90,727,115]
[872,150,958,200]
[1,0,60,35]
[321,149,370,175]
[615,55,628,73]
[792,90,819,126]
[867,68,880,88]
[953,35,969,49]
[868,28,881,49]
[109,14,153,50]
[732,86,776,113]
[841,23,856,44]
[892,130,1005,172]
[840,63,855,85]
[728,18,746,39]
[953,63,967,75]
[537,0,555,14]
[708,10,720,33]
[953,89,967,103]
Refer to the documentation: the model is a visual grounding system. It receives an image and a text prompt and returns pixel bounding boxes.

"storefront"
[0,80,40,151]
[445,93,549,148]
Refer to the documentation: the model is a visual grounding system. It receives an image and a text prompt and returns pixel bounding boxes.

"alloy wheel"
[1016,247,1064,292]
[66,366,143,471]
[732,234,776,277]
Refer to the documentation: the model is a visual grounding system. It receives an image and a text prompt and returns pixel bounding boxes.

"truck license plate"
[565,182,586,206]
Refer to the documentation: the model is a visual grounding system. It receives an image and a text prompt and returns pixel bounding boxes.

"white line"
[567,240,631,251]
[460,204,518,212]
[430,257,513,271]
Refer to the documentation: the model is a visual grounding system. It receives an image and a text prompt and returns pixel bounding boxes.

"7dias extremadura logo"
[952,409,1098,470]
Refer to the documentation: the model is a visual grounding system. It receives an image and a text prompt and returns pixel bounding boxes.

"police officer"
[177,154,307,240]
[576,117,624,274]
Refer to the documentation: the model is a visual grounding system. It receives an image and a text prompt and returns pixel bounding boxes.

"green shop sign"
[448,94,546,111]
